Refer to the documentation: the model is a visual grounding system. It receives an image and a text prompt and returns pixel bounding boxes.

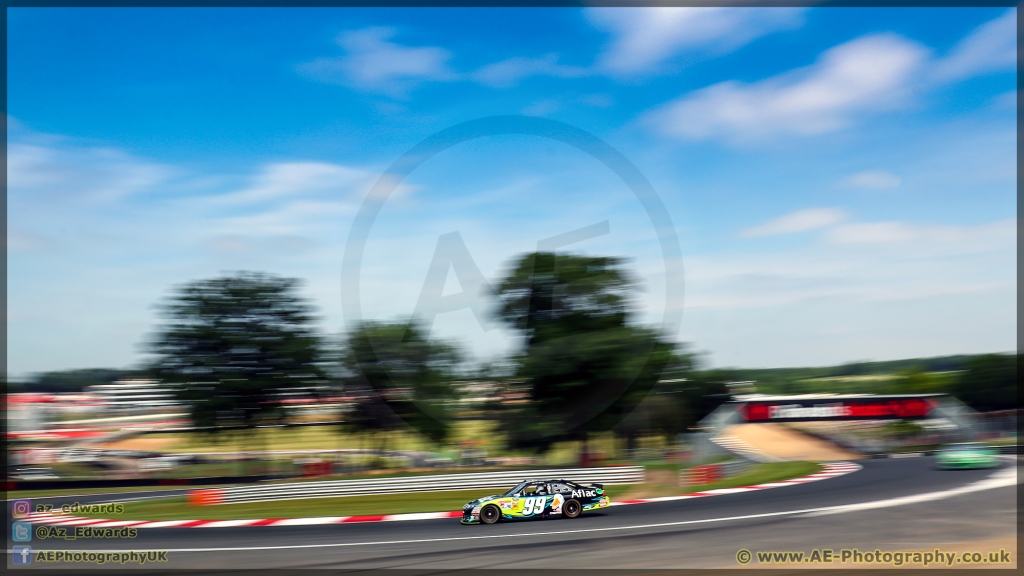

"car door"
[515,482,549,518]
[549,482,572,514]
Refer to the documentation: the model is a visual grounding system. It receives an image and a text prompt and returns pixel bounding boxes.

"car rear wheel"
[563,499,581,519]
[480,505,501,525]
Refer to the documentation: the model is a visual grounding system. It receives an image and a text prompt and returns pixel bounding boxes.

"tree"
[339,321,461,445]
[148,272,326,452]
[493,252,678,453]
[615,349,697,449]
[891,366,950,395]
[679,369,734,423]
[953,354,1018,412]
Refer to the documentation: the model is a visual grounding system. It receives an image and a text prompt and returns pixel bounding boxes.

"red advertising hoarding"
[740,397,937,422]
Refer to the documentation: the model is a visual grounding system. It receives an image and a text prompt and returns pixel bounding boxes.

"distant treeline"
[722,353,1017,413]
[7,368,146,394]
[730,354,975,382]
[9,352,1016,414]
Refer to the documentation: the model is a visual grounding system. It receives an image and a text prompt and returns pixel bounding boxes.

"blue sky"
[6,7,1016,378]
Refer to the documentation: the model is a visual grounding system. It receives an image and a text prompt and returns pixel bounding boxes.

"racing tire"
[480,505,501,525]
[562,499,582,519]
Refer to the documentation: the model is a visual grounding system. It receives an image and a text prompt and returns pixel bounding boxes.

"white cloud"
[687,217,1016,312]
[8,141,173,202]
[741,208,846,238]
[205,162,370,206]
[827,218,1015,252]
[644,34,928,143]
[297,27,455,97]
[472,53,588,88]
[6,227,56,253]
[588,7,805,76]
[5,126,394,376]
[205,234,319,256]
[932,9,1016,83]
[991,90,1016,110]
[522,99,561,117]
[826,221,915,245]
[839,170,902,190]
[661,215,1017,368]
[521,93,616,116]
[210,199,356,237]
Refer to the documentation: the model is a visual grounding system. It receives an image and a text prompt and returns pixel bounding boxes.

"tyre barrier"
[683,464,721,486]
[187,489,224,506]
[681,460,754,486]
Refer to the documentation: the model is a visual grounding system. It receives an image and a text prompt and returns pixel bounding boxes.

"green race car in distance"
[462,479,610,525]
[934,442,1001,470]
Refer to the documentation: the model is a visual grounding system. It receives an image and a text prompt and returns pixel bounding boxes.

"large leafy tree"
[953,353,1018,412]
[494,252,678,453]
[612,353,735,450]
[148,272,326,440]
[339,321,460,445]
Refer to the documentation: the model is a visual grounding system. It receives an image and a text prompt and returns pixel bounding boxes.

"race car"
[462,479,610,524]
[934,442,1000,470]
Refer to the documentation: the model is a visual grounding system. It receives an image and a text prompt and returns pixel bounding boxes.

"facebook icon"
[12,545,33,565]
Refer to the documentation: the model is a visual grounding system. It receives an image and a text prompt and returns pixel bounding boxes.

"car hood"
[464,495,502,509]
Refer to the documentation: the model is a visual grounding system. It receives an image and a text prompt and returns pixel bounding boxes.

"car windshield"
[945,444,984,451]
[503,482,529,496]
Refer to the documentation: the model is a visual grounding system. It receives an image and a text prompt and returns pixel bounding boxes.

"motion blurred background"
[5,7,1017,491]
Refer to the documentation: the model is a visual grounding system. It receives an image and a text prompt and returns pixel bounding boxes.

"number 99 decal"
[521,496,546,516]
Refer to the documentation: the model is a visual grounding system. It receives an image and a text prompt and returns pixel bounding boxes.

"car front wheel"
[563,499,581,519]
[480,505,501,525]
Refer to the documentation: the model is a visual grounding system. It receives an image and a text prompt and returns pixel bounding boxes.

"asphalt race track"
[7,456,1018,570]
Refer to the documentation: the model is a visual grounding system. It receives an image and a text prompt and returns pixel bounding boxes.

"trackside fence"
[681,459,754,486]
[189,466,644,506]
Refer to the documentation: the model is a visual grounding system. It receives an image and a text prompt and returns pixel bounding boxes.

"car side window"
[551,483,571,494]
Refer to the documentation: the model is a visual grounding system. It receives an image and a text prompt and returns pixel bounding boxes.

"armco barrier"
[6,474,292,492]
[721,459,754,478]
[188,466,644,506]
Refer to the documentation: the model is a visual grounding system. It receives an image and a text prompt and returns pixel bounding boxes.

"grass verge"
[73,488,637,521]
[76,461,824,521]
[682,460,821,493]
[7,464,599,499]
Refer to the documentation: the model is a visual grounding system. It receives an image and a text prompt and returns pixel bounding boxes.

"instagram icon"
[12,499,31,518]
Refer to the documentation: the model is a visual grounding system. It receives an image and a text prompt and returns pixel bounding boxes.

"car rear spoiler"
[591,483,604,489]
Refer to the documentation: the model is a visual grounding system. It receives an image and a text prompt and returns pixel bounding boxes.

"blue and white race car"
[461,479,610,525]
